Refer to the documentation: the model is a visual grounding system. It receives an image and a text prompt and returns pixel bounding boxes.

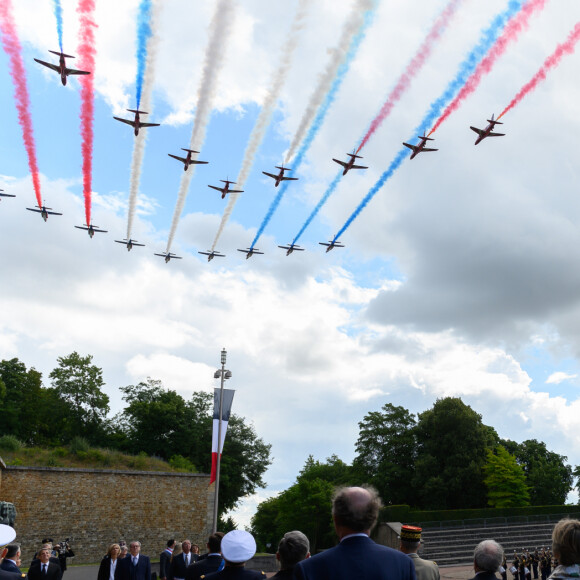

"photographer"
[54,540,74,575]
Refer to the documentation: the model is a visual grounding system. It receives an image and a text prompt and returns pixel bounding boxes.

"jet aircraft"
[75,223,108,238]
[470,114,505,145]
[26,205,62,222]
[208,180,243,199]
[262,165,299,187]
[319,240,345,253]
[0,189,16,199]
[33,50,90,86]
[332,152,368,175]
[154,251,182,263]
[402,134,438,160]
[237,247,264,259]
[278,243,304,256]
[198,250,225,262]
[113,109,160,136]
[168,149,209,171]
[115,238,145,251]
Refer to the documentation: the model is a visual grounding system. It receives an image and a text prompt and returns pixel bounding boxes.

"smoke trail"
[135,0,153,109]
[429,0,546,136]
[209,0,310,251]
[357,0,464,153]
[166,0,236,253]
[53,0,64,52]
[285,0,375,164]
[0,0,43,206]
[498,20,580,119]
[333,0,526,242]
[250,0,377,249]
[77,0,97,227]
[127,0,162,240]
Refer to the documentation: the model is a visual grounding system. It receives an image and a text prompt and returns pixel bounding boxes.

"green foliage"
[169,454,197,472]
[484,446,530,508]
[502,439,573,505]
[70,436,90,455]
[219,515,238,533]
[0,434,24,451]
[353,403,417,505]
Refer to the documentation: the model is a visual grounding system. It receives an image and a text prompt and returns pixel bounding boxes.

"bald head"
[332,486,382,537]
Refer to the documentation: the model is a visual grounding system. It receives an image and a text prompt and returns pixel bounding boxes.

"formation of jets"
[34,50,90,86]
[114,109,160,136]
[333,152,368,175]
[319,240,345,253]
[198,250,225,262]
[470,114,505,145]
[278,243,304,256]
[262,165,299,187]
[154,251,182,263]
[168,148,208,171]
[208,179,244,199]
[115,238,146,251]
[75,223,108,238]
[26,205,62,222]
[238,247,264,259]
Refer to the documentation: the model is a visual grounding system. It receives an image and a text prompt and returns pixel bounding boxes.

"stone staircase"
[418,515,580,567]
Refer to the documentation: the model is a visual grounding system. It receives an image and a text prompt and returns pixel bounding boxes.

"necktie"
[185,554,189,566]
[133,557,137,566]
[42,564,47,576]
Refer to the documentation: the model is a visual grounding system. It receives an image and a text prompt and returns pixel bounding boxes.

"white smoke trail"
[166,0,237,252]
[126,0,162,240]
[210,0,310,251]
[285,0,373,163]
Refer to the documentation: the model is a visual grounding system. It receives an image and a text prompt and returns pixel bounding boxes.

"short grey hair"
[332,486,382,533]
[474,540,504,572]
[277,531,310,570]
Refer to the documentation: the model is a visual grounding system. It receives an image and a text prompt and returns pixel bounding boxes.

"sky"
[1,0,580,529]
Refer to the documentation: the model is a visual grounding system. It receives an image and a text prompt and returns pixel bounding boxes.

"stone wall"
[0,462,214,564]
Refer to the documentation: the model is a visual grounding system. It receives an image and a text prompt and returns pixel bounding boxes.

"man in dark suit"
[470,540,504,580]
[185,533,224,580]
[171,539,197,580]
[294,486,417,580]
[0,545,21,576]
[114,541,151,580]
[27,548,62,580]
[160,539,175,580]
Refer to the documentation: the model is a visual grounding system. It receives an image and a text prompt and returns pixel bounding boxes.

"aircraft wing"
[114,117,136,127]
[281,176,298,181]
[351,164,368,170]
[171,255,183,259]
[470,127,484,135]
[262,172,278,179]
[139,122,160,128]
[0,193,16,197]
[93,228,108,233]
[421,147,438,152]
[228,189,243,193]
[34,58,60,73]
[332,159,348,168]
[168,154,187,163]
[66,67,90,76]
[488,132,505,137]
[190,160,209,165]
[402,143,417,152]
[208,185,225,193]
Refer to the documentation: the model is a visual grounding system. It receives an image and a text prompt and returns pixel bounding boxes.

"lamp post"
[212,347,231,533]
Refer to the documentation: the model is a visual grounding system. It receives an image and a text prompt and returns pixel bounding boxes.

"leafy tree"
[353,403,417,505]
[502,439,573,505]
[48,352,110,443]
[483,446,530,508]
[413,397,498,509]
[251,496,283,552]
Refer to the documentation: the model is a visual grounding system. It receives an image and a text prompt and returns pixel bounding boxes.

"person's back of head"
[3,544,19,560]
[474,540,504,573]
[166,539,176,549]
[332,486,382,534]
[207,532,224,554]
[277,531,310,571]
[552,519,580,566]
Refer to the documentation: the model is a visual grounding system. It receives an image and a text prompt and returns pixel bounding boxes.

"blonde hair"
[107,544,121,558]
[552,519,580,566]
[172,542,183,561]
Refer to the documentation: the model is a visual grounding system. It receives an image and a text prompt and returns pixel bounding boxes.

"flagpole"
[212,347,228,533]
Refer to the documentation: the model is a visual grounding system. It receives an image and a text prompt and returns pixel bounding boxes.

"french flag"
[210,387,235,484]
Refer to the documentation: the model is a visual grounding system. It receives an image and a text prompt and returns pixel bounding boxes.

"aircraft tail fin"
[49,50,74,58]
[127,109,147,114]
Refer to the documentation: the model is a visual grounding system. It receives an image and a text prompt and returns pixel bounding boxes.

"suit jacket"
[170,553,196,579]
[409,553,440,580]
[98,555,122,580]
[204,568,265,580]
[0,561,20,575]
[114,554,151,580]
[185,555,223,580]
[470,573,501,580]
[294,535,418,580]
[160,550,173,579]
[27,561,62,580]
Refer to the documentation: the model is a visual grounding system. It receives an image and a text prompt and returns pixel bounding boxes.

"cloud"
[546,371,577,385]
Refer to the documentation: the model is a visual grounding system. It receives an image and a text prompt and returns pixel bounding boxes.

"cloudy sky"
[1,0,580,527]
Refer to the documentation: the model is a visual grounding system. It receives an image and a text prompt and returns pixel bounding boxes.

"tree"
[413,397,498,509]
[483,446,530,508]
[48,352,110,443]
[502,439,573,505]
[353,403,417,505]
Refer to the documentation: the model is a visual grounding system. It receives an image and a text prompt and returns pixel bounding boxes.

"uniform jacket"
[409,552,440,580]
[185,554,223,580]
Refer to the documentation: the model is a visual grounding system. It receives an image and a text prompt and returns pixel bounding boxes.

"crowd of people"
[1,486,580,580]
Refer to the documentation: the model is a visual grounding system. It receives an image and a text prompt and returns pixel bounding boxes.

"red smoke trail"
[0,0,43,206]
[428,0,546,136]
[77,0,97,226]
[498,20,580,120]
[356,0,463,153]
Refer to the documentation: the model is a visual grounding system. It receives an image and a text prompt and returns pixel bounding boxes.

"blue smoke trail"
[135,0,153,109]
[52,0,63,52]
[332,0,525,243]
[250,5,376,249]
